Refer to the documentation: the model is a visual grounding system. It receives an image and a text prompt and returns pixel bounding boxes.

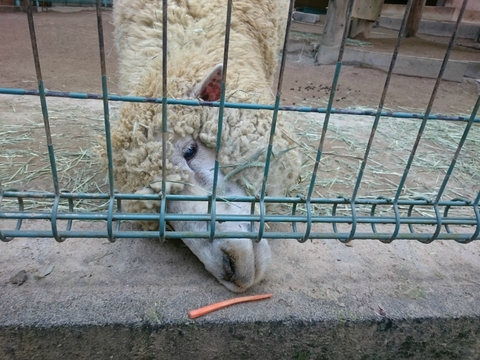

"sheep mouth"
[219,245,261,292]
[222,252,236,282]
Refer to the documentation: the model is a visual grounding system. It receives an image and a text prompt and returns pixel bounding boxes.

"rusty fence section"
[1,0,479,243]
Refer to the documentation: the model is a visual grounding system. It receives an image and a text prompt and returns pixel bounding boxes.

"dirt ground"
[1,8,479,217]
[1,10,478,113]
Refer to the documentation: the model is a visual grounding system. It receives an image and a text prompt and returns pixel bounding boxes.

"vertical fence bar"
[26,1,65,242]
[26,3,58,193]
[470,191,480,242]
[95,0,116,242]
[208,0,233,242]
[159,0,168,241]
[348,0,414,243]
[0,192,23,242]
[438,95,480,243]
[298,0,355,243]
[435,95,480,202]
[392,0,468,243]
[256,0,295,242]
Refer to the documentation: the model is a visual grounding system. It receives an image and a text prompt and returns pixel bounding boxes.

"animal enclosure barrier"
[0,0,479,244]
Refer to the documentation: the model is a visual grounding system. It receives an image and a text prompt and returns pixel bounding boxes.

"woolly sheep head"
[109,63,303,292]
[109,0,300,292]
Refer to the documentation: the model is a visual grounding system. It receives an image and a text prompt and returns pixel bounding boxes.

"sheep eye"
[183,143,197,161]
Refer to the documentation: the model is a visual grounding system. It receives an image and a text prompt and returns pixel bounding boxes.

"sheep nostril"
[222,253,235,282]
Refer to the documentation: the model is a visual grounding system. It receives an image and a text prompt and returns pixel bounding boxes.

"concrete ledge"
[381,4,480,24]
[343,48,470,82]
[379,17,480,40]
[293,11,320,24]
[1,220,480,358]
[0,5,27,13]
[382,4,456,22]
[289,29,479,81]
[466,61,480,78]
[2,317,480,359]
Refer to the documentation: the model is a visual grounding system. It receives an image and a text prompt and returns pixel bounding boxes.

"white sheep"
[108,0,302,292]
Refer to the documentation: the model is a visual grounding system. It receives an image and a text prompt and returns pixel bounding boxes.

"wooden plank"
[352,0,384,21]
[350,18,374,39]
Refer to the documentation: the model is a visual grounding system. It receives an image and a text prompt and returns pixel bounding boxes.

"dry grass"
[288,108,480,218]
[0,97,111,212]
[1,95,478,221]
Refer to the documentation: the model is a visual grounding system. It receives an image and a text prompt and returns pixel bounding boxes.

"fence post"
[405,0,427,37]
[316,0,351,65]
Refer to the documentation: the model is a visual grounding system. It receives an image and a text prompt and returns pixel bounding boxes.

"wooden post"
[316,0,351,65]
[405,0,427,38]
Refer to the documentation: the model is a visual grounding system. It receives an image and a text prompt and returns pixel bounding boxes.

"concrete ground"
[1,219,480,359]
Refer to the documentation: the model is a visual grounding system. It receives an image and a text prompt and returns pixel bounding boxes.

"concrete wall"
[447,0,480,12]
[2,318,480,359]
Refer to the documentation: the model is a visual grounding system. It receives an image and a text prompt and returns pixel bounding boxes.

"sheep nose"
[222,252,235,282]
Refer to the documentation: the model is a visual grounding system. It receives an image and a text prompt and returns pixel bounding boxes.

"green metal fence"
[1,0,479,244]
[19,0,112,7]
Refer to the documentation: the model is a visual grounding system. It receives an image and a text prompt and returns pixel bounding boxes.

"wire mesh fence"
[1,0,479,244]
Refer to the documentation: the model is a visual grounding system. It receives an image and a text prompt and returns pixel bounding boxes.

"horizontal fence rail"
[1,0,479,244]
[0,88,479,123]
[1,191,479,243]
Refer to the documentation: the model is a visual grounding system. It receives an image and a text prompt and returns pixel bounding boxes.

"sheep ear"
[190,63,223,102]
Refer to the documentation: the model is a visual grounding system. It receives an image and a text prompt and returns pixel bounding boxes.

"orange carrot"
[188,293,273,319]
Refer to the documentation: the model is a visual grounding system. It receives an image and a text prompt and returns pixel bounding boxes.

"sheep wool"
[108,0,302,221]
